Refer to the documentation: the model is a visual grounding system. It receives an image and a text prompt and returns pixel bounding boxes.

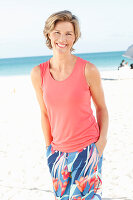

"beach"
[0,72,133,200]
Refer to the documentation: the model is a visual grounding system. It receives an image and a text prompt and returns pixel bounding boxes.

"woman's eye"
[55,32,60,34]
[67,33,71,35]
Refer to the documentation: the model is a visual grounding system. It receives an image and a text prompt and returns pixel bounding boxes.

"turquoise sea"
[0,51,132,76]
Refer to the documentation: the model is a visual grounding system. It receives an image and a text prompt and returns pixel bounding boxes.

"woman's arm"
[30,66,53,147]
[85,62,109,157]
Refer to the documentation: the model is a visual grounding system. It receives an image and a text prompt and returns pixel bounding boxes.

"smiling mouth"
[56,43,67,48]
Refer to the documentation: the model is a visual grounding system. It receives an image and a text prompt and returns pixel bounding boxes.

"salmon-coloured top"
[39,56,100,152]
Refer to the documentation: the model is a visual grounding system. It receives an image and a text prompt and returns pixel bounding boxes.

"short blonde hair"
[43,10,81,52]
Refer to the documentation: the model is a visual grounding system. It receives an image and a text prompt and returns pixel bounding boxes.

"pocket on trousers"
[94,143,102,159]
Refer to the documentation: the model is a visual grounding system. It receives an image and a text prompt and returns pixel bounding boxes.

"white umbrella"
[123,44,133,60]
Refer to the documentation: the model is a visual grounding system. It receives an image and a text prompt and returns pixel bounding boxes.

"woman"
[31,10,108,200]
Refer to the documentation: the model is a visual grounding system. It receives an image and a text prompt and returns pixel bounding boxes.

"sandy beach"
[0,71,133,200]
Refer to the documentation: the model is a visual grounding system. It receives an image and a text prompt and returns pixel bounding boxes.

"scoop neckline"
[48,56,79,83]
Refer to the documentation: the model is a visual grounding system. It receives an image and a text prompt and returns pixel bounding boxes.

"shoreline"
[0,68,133,78]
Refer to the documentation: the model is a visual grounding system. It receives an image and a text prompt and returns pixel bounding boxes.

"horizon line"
[0,50,125,60]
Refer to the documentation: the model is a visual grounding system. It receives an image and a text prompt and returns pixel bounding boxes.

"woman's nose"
[59,34,66,42]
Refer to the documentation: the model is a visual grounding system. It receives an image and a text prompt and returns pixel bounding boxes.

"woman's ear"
[48,33,51,40]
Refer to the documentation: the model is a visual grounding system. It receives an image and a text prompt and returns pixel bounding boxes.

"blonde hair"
[43,10,81,52]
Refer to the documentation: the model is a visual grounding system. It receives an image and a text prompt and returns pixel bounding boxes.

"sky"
[0,0,133,58]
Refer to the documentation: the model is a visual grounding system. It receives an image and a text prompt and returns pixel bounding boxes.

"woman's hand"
[95,137,107,158]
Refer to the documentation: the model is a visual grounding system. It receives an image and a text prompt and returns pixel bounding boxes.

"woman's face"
[48,21,76,54]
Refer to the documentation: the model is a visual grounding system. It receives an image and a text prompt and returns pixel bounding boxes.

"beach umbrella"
[123,44,133,60]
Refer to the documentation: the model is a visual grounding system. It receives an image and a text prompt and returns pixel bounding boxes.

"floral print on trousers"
[46,143,103,200]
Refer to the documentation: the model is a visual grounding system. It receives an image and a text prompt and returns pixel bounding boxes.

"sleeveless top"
[39,56,100,152]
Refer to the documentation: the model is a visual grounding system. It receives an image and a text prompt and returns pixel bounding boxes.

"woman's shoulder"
[86,62,99,72]
[30,65,41,88]
[31,60,49,88]
[78,56,94,66]
[82,59,101,83]
[31,65,41,79]
[78,56,99,73]
[31,60,49,79]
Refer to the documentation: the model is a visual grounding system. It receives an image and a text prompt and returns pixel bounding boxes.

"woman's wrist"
[98,135,107,145]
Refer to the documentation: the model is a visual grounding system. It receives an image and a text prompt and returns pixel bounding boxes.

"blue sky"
[0,0,133,58]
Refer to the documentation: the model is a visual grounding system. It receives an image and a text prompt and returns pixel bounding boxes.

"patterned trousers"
[46,143,103,200]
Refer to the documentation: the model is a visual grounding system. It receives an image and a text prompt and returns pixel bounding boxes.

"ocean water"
[0,51,132,76]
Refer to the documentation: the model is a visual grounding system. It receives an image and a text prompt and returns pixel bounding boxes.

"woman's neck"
[50,53,76,71]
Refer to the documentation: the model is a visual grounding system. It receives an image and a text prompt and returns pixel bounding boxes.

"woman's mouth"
[56,43,67,48]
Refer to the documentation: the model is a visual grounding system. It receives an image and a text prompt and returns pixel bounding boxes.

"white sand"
[0,72,133,200]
